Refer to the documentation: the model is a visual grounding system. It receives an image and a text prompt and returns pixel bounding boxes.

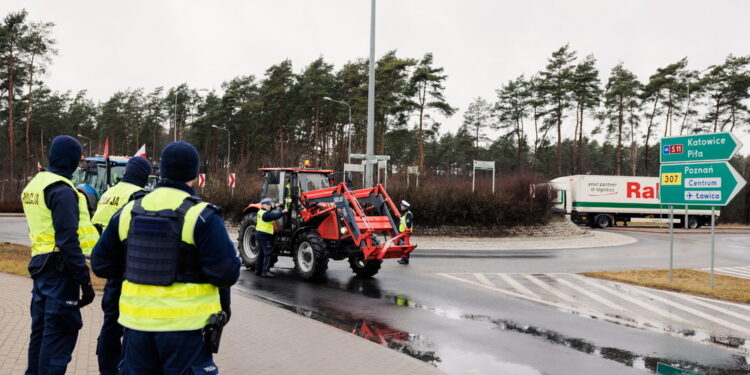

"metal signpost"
[472,160,496,193]
[351,154,389,188]
[227,173,236,197]
[659,132,745,287]
[407,166,419,188]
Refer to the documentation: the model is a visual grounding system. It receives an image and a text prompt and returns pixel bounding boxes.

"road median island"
[0,242,106,290]
[583,269,750,304]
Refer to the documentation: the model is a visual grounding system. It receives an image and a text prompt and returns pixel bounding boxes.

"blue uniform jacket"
[90,180,240,312]
[28,168,91,286]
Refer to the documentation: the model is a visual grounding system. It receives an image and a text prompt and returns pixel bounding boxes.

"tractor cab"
[258,168,334,233]
[72,156,129,213]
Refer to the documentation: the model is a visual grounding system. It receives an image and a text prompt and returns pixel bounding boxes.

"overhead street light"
[77,134,92,156]
[323,96,354,167]
[212,125,231,170]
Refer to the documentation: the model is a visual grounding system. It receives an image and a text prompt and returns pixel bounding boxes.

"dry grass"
[0,242,106,290]
[583,269,750,304]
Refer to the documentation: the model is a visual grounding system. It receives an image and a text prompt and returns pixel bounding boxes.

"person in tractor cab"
[255,198,287,278]
[397,200,414,265]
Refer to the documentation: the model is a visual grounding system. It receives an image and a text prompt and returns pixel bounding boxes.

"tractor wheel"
[237,214,260,270]
[348,256,382,278]
[293,231,328,281]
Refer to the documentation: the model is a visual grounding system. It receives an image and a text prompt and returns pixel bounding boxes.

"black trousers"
[255,235,274,273]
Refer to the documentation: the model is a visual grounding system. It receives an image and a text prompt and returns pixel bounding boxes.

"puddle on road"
[240,275,750,374]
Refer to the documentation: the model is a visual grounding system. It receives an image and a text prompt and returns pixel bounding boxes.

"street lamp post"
[365,0,376,187]
[323,97,353,165]
[212,125,231,170]
[77,134,92,156]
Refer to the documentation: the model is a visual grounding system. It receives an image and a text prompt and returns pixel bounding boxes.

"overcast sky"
[4,0,750,149]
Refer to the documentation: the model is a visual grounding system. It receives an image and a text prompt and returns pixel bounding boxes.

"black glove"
[79,281,95,308]
[223,307,231,323]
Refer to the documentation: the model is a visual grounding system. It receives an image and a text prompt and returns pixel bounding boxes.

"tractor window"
[298,173,330,192]
[261,171,281,203]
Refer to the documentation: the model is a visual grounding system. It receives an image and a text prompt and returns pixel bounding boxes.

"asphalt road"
[3,216,750,374]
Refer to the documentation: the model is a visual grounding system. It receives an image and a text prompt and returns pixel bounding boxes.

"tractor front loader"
[237,168,416,281]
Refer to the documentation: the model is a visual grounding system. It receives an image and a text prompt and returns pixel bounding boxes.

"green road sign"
[660,132,742,164]
[656,362,702,375]
[659,162,746,206]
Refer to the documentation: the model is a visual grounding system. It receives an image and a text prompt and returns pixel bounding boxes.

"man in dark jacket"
[254,198,287,278]
[91,141,239,374]
[90,156,152,375]
[22,135,99,375]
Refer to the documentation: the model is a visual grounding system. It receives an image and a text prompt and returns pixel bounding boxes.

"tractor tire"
[237,214,260,270]
[293,231,328,281]
[348,256,382,278]
[594,214,613,228]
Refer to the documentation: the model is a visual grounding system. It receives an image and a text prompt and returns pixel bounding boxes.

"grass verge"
[583,269,750,304]
[0,242,106,290]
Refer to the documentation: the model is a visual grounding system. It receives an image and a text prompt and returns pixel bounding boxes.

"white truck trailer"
[549,175,718,228]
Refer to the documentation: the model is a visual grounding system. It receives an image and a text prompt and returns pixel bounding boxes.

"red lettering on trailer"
[642,186,656,199]
[626,182,641,198]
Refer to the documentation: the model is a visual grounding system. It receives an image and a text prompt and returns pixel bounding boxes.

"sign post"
[407,166,419,188]
[659,132,745,288]
[472,160,496,193]
[228,173,236,197]
[198,173,206,195]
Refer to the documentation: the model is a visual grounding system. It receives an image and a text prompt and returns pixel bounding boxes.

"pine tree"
[540,45,576,175]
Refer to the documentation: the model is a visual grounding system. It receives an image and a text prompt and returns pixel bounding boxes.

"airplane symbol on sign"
[686,192,693,199]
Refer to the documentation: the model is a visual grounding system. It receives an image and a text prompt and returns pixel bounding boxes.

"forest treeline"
[2,9,750,184]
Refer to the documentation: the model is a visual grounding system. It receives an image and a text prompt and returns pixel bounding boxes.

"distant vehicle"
[237,167,416,280]
[71,156,129,213]
[549,175,718,229]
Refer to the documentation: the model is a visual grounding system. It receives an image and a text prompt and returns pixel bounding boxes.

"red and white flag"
[103,137,110,159]
[134,144,147,158]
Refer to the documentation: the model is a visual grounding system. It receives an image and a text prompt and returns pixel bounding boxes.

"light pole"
[365,0,376,187]
[77,134,92,156]
[212,125,231,170]
[323,97,353,165]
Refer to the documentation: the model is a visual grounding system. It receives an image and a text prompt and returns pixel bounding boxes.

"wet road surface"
[2,216,749,373]
[233,231,750,374]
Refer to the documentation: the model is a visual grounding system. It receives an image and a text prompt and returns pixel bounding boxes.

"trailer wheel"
[237,214,260,270]
[594,214,613,228]
[293,231,329,281]
[348,256,382,278]
[687,216,700,229]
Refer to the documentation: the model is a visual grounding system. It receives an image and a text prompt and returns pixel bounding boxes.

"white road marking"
[667,291,750,325]
[568,274,692,325]
[522,274,577,303]
[549,274,629,313]
[622,284,750,337]
[496,273,542,299]
[715,268,750,278]
[472,273,495,287]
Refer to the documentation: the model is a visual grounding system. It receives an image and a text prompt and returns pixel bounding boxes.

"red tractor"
[237,168,416,280]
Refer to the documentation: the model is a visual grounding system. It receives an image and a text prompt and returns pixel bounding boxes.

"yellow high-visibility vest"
[399,211,413,232]
[117,187,220,331]
[91,181,143,228]
[256,209,274,234]
[21,171,100,256]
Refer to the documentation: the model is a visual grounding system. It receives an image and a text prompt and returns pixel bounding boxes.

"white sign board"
[344,163,363,172]
[407,166,419,175]
[473,160,495,170]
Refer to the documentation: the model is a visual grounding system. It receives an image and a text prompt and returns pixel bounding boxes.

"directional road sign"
[227,173,236,188]
[197,173,206,188]
[659,161,746,206]
[660,132,742,164]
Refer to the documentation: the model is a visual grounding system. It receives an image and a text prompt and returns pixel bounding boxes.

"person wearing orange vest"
[22,135,99,374]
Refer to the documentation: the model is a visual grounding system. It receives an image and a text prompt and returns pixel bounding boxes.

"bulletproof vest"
[124,196,207,286]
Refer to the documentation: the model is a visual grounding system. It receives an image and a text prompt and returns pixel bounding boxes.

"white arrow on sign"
[227,173,236,188]
[725,162,747,204]
[198,173,206,188]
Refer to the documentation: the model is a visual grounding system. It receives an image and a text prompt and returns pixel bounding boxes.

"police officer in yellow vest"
[90,156,152,375]
[255,198,287,278]
[91,141,240,374]
[397,200,414,265]
[22,135,99,375]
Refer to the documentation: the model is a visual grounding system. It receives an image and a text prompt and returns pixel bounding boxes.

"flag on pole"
[134,144,147,158]
[103,137,110,159]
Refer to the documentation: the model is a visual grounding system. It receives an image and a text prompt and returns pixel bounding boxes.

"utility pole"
[365,0,376,187]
